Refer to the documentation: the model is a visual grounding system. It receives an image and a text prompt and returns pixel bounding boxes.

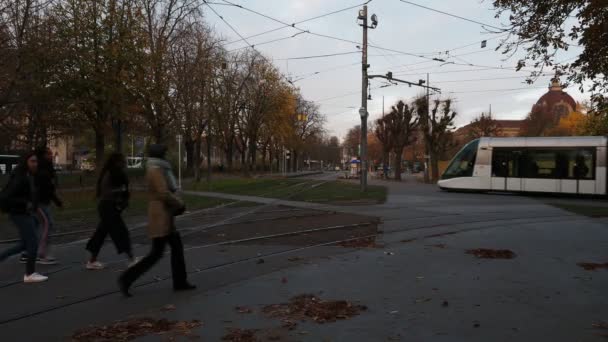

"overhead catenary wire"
[217,0,445,63]
[203,1,293,85]
[290,62,360,83]
[226,31,309,53]
[222,0,373,46]
[397,0,504,31]
[275,51,361,61]
[446,86,547,94]
[433,74,554,84]
[372,49,498,75]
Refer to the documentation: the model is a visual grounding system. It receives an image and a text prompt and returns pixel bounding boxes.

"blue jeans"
[0,214,39,275]
[37,205,54,257]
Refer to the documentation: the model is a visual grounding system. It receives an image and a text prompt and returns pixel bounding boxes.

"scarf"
[147,158,178,192]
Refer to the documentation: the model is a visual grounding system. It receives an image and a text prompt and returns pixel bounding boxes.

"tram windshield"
[441,139,479,180]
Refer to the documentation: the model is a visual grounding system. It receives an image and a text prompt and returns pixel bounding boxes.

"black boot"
[174,282,196,291]
[118,276,133,297]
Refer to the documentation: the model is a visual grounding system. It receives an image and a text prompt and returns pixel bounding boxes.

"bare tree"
[288,96,325,172]
[208,51,256,171]
[416,97,457,182]
[384,100,418,181]
[467,112,501,139]
[137,0,199,143]
[374,116,392,174]
[168,22,221,180]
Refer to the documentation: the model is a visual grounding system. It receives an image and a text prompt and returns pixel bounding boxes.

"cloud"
[513,89,547,103]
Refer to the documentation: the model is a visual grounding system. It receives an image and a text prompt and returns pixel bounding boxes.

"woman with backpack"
[0,152,48,283]
[119,144,195,297]
[85,153,136,270]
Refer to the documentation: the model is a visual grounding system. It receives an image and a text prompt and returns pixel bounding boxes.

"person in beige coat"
[118,144,195,297]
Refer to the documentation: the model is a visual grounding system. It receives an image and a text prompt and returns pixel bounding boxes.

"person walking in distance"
[119,144,195,297]
[85,153,136,270]
[0,152,48,283]
[28,147,63,265]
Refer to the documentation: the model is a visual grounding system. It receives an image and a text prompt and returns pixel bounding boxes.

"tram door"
[491,149,522,191]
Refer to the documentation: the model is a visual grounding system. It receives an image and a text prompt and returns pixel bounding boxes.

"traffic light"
[386,71,393,80]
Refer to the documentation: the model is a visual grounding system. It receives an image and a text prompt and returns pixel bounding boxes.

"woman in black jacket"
[0,152,48,283]
[85,153,136,270]
[28,147,62,265]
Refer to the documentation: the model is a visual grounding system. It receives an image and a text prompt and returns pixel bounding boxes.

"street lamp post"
[358,5,377,192]
[358,107,368,190]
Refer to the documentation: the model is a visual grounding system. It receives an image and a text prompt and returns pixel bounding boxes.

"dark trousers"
[86,200,132,258]
[120,231,188,288]
[0,214,38,275]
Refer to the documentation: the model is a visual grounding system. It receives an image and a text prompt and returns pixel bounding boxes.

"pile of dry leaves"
[578,262,608,271]
[263,294,366,328]
[466,248,516,259]
[71,317,202,342]
[222,328,258,342]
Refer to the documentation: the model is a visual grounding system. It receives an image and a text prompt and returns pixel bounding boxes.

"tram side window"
[520,148,595,180]
[566,149,594,180]
[491,149,522,178]
[520,150,557,178]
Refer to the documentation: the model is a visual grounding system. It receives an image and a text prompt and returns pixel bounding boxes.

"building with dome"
[532,78,577,125]
[453,77,578,141]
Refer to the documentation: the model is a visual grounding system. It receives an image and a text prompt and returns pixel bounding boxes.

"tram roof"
[480,136,608,148]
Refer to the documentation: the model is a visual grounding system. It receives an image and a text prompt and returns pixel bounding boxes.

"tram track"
[0,172,595,325]
[0,176,324,245]
[0,222,379,326]
[0,176,336,289]
[0,212,587,325]
[0,208,581,289]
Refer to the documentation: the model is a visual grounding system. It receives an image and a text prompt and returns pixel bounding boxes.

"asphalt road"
[1,175,607,341]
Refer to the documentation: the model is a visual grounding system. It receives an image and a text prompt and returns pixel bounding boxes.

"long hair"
[34,146,55,178]
[14,151,37,176]
[96,152,128,198]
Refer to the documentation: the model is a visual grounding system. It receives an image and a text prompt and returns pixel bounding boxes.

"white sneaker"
[86,261,105,270]
[24,273,48,283]
[37,257,58,265]
[127,256,142,268]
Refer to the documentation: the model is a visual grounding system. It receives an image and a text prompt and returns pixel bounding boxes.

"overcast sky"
[203,0,586,139]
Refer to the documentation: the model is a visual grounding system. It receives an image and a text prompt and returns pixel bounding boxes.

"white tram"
[438,136,607,195]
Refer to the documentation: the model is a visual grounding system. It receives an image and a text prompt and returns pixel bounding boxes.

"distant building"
[454,77,577,141]
[531,78,577,127]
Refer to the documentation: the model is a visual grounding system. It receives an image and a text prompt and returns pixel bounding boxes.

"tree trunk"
[206,134,212,185]
[225,140,234,171]
[185,138,195,171]
[431,152,440,183]
[423,141,430,183]
[153,127,163,144]
[393,146,404,181]
[194,138,201,182]
[292,150,298,173]
[113,119,123,153]
[240,149,246,170]
[383,149,390,177]
[95,129,105,170]
[249,141,257,172]
[263,144,269,171]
